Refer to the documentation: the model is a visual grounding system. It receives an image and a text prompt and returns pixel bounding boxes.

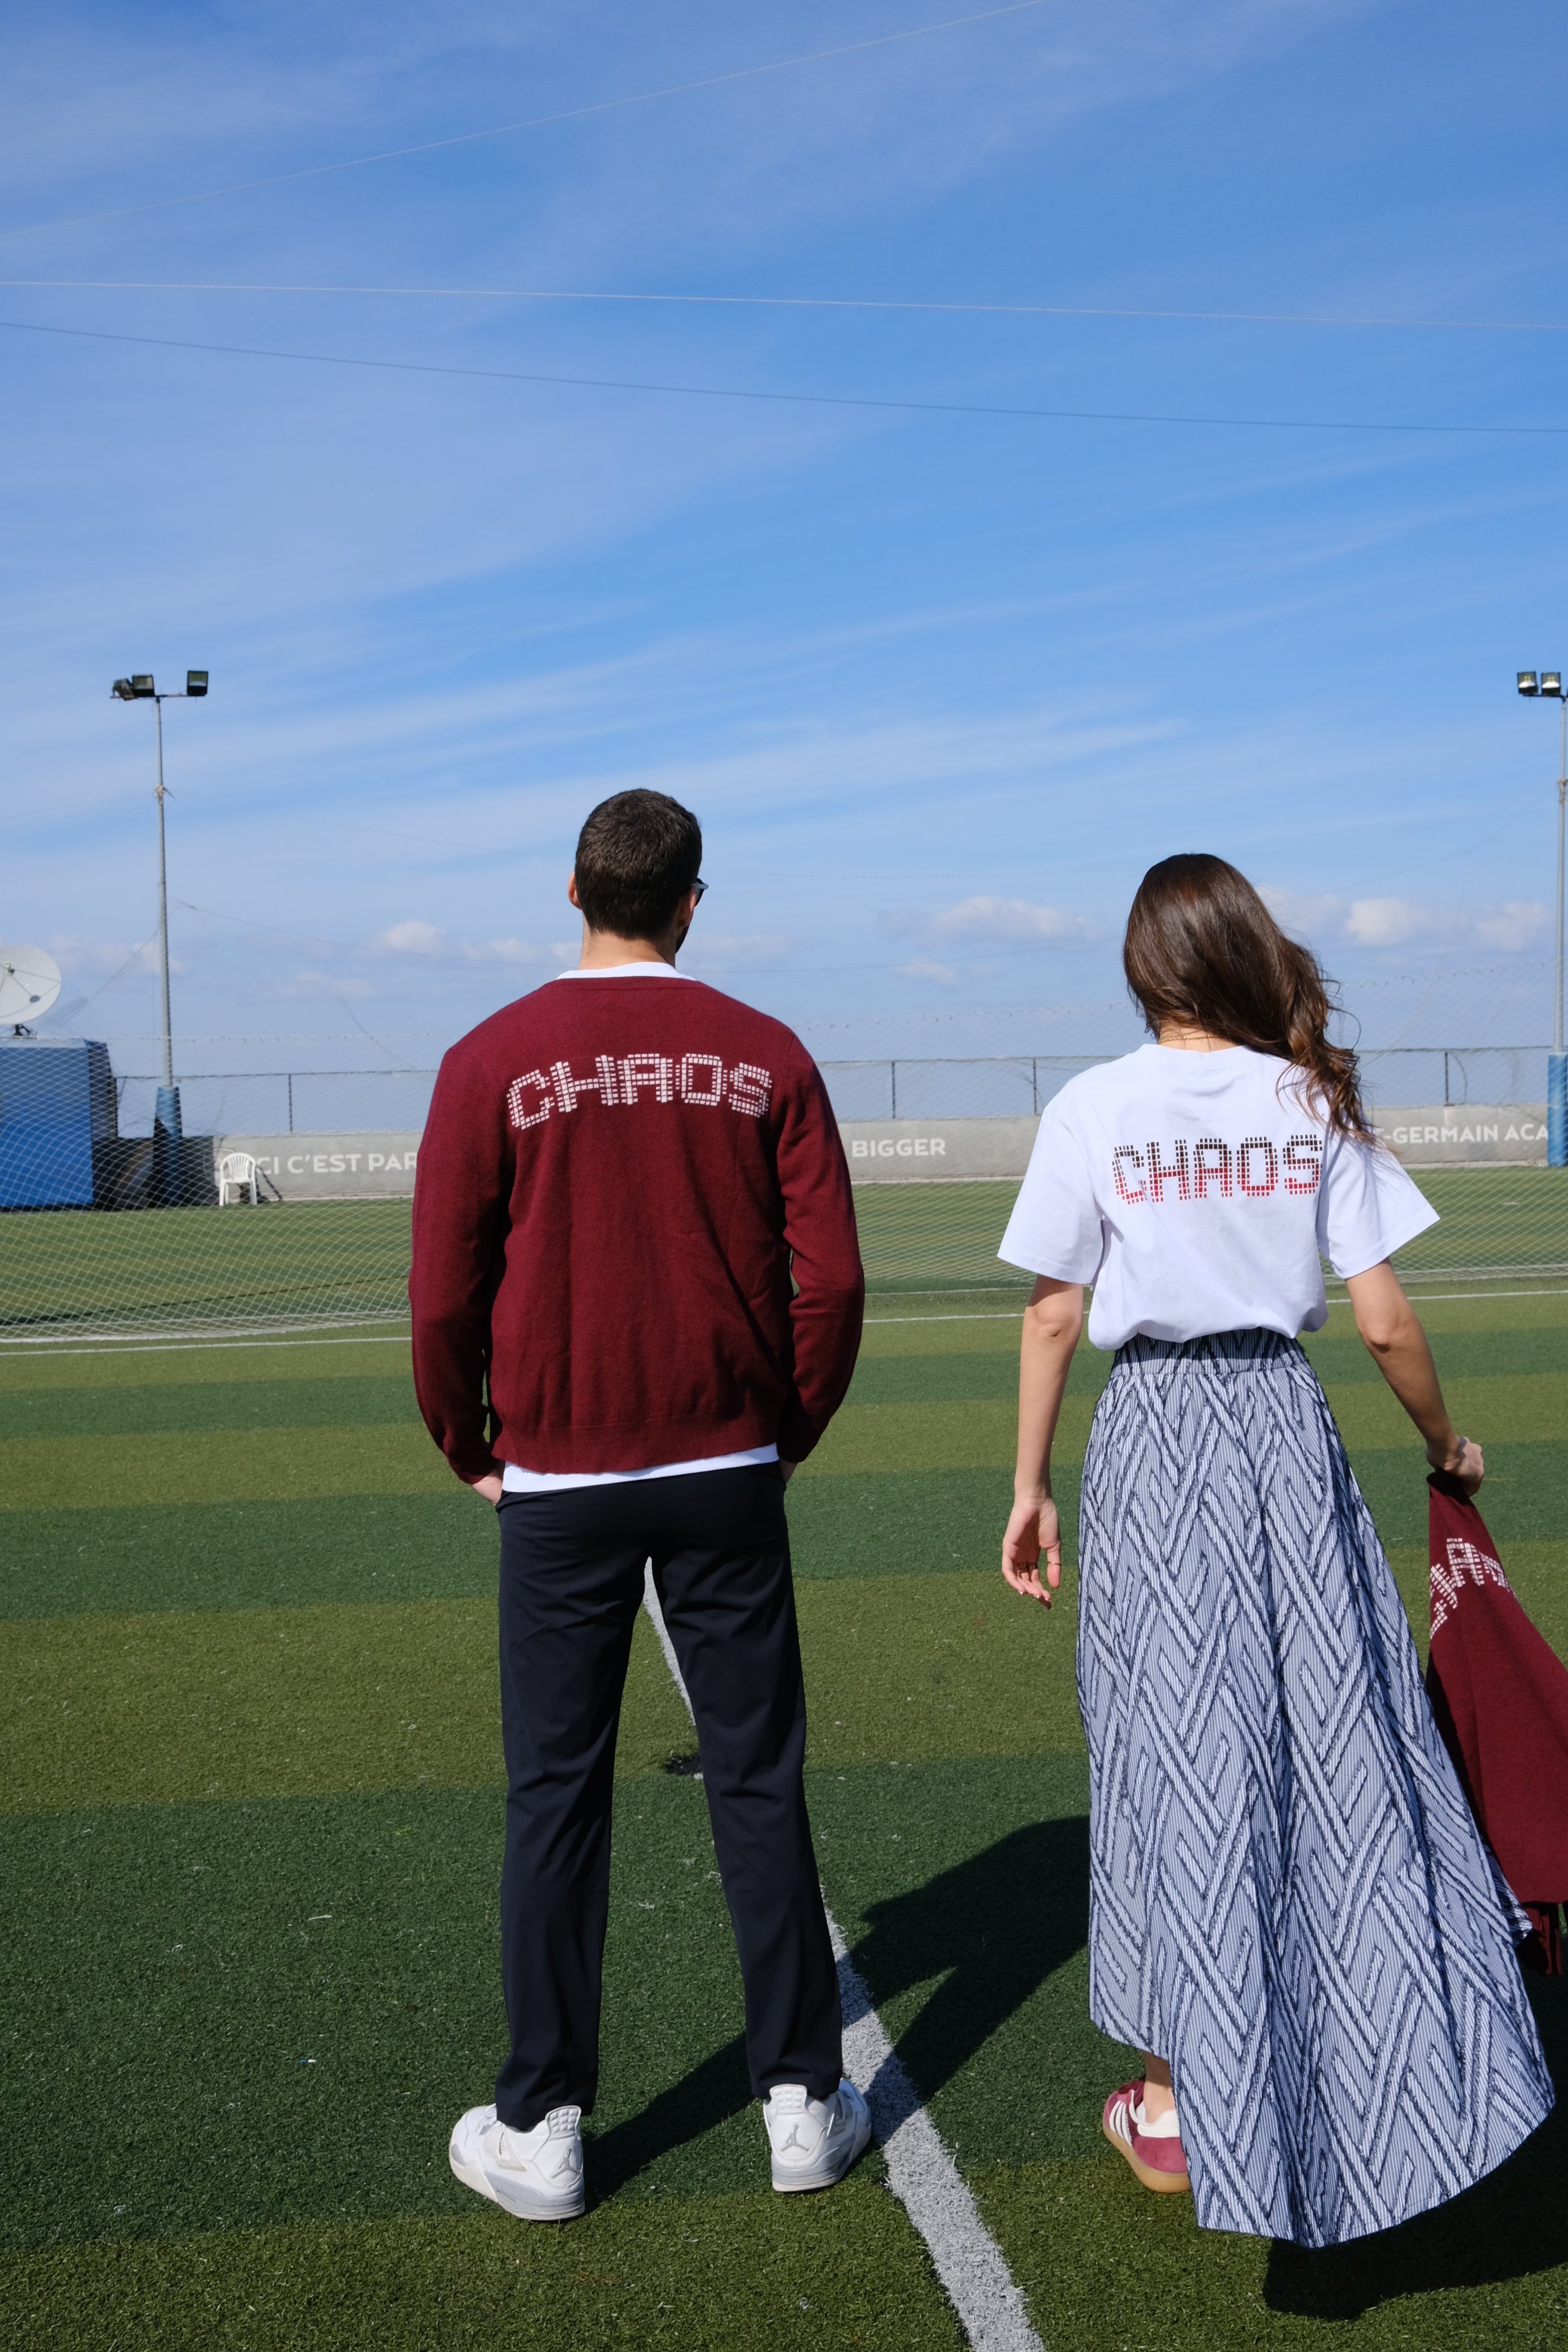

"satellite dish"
[0,945,63,1027]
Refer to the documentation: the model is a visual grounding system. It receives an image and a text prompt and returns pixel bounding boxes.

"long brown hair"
[1122,853,1373,1140]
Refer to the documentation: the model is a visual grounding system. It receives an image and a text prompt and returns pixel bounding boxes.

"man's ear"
[567,873,582,911]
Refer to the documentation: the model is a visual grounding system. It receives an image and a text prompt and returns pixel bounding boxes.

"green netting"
[0,1200,415,1341]
[2,1170,1566,1345]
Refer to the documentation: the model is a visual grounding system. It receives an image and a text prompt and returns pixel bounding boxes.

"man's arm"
[773,1054,865,1465]
[409,1049,510,1487]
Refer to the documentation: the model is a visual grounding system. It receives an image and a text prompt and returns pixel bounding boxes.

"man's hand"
[1002,1492,1062,1607]
[779,1459,797,1487]
[470,1472,505,1505]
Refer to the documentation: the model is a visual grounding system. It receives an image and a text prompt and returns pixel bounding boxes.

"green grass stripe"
[0,2187,961,2352]
[0,1468,1035,1622]
[789,1464,1070,1582]
[2,1372,1558,1505]
[2,1602,691,1811]
[0,1423,454,1511]
[0,1493,495,1622]
[1344,1441,1568,1551]
[0,1375,421,1441]
[798,1571,1083,1764]
[844,1348,1108,1406]
[1306,1326,1568,1386]
[0,1335,413,1392]
[2,1777,874,2245]
[804,1395,1087,1475]
[1,1572,1077,1813]
[1321,1373,1568,1450]
[969,2138,1568,2352]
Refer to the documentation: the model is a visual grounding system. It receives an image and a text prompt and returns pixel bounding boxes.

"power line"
[5,278,1563,335]
[5,313,1565,439]
[0,2,1055,240]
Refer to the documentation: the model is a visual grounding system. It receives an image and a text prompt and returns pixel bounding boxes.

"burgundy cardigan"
[410,974,865,1481]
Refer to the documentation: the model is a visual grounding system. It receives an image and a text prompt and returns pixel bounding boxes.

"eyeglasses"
[691,878,709,903]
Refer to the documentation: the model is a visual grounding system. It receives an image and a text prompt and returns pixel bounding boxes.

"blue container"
[0,1037,116,1208]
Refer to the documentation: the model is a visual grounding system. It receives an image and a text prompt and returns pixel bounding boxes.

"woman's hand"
[1426,1433,1484,1495]
[1346,1263,1484,1495]
[1003,1491,1062,1606]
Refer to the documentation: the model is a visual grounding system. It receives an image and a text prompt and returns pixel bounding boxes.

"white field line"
[3,1298,1568,1374]
[2,1291,1555,1374]
[0,1329,412,1360]
[640,1564,1043,2352]
[865,1309,1024,1326]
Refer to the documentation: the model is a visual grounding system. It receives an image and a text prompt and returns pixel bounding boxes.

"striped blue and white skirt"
[1077,1328,1554,2246]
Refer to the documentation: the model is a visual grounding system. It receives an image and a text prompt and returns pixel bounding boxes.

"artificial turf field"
[4,1185,1568,2349]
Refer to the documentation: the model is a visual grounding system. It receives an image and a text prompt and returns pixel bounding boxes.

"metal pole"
[1550,695,1567,1167]
[1556,695,1566,1061]
[155,695,173,1091]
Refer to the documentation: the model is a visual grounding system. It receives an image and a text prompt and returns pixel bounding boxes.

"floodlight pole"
[111,668,208,1202]
[155,693,173,1091]
[1554,693,1566,1159]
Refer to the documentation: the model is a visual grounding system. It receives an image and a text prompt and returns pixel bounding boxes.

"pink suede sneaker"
[1101,2080,1191,2194]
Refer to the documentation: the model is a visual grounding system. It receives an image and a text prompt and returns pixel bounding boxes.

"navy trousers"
[493,1465,842,2130]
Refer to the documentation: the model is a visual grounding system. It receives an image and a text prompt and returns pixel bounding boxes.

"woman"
[998,853,1553,2246]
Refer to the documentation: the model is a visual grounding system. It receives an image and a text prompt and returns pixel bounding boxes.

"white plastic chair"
[216,1150,261,1205]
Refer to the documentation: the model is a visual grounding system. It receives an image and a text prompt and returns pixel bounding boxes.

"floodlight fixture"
[186,669,208,698]
[1518,671,1540,696]
[1542,672,1564,699]
[130,674,156,698]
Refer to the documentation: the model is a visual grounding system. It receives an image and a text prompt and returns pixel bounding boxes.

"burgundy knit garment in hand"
[1426,1470,1568,1971]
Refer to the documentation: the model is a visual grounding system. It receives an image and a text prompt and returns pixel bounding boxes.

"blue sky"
[2,0,1566,1082]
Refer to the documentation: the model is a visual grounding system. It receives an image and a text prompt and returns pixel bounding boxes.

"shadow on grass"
[587,2034,754,2203]
[1265,1975,1568,2316]
[850,1817,1091,2102]
[587,1817,1090,2201]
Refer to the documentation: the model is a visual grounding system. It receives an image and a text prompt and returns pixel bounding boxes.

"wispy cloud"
[373,920,544,964]
[276,969,374,1000]
[894,957,959,986]
[1262,887,1548,954]
[880,894,1093,946]
[686,929,792,968]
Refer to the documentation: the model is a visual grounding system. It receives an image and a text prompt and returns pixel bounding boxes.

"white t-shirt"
[998,1043,1438,1350]
[501,959,779,1493]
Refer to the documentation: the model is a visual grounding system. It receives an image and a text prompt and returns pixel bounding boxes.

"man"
[410,788,868,2222]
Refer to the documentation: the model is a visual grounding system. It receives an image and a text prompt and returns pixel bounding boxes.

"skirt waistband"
[1112,1328,1306,1372]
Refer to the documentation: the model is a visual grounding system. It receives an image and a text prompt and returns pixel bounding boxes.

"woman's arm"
[1002,1276,1085,1606]
[1343,1258,1483,1493]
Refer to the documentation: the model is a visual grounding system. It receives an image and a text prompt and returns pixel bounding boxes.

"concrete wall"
[843,1106,1554,1178]
[1370,1106,1548,1167]
[213,1134,421,1199]
[207,1103,1552,1202]
[839,1116,1040,1182]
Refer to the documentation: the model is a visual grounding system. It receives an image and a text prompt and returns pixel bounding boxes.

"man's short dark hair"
[574,790,703,939]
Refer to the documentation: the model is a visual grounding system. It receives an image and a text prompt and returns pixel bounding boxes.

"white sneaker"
[763,2079,872,2192]
[448,2101,585,2221]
